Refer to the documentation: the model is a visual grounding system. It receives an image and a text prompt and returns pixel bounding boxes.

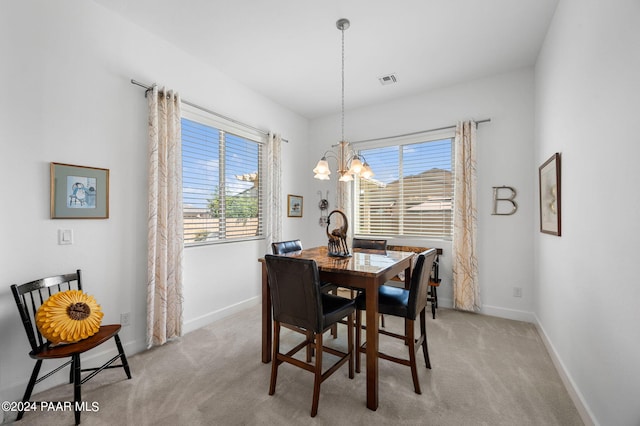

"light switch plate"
[58,229,73,245]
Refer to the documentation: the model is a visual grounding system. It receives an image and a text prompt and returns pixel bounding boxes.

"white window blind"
[355,137,454,240]
[182,106,264,246]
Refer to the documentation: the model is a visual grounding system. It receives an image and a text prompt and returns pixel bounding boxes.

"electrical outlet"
[120,312,131,326]
[513,287,522,298]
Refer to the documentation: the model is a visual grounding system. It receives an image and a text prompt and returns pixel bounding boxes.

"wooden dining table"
[258,246,415,411]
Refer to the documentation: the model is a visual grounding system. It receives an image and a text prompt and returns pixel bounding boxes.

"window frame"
[353,129,455,241]
[181,104,266,247]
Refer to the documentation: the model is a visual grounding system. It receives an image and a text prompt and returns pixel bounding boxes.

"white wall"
[534,0,640,425]
[307,69,536,320]
[0,0,307,412]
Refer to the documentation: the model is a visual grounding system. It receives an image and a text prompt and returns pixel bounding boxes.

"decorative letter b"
[492,186,518,215]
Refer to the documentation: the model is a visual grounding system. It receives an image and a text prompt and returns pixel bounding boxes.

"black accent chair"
[10,270,132,425]
[352,238,388,251]
[264,255,355,417]
[354,248,438,394]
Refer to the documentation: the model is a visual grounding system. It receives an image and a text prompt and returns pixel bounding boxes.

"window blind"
[182,109,264,246]
[355,138,454,240]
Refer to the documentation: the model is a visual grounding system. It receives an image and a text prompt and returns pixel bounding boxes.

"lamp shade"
[338,173,353,182]
[361,163,374,179]
[313,158,330,175]
[348,156,363,175]
[314,173,330,180]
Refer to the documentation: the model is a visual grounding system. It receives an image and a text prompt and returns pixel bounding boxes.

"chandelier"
[313,18,374,182]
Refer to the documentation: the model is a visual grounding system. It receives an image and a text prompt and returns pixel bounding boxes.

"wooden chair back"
[11,270,82,352]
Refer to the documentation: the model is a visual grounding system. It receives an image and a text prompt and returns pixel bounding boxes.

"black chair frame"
[11,270,131,425]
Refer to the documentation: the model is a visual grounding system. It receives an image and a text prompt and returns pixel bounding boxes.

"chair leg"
[114,334,132,379]
[310,332,323,417]
[331,288,338,338]
[69,356,75,384]
[17,359,42,420]
[306,329,314,362]
[73,354,82,425]
[431,286,438,319]
[406,319,421,394]
[355,309,362,374]
[381,313,385,328]
[269,322,281,395]
[347,312,354,379]
[420,310,431,369]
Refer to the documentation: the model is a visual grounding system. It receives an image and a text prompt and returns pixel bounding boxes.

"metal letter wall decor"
[492,186,518,215]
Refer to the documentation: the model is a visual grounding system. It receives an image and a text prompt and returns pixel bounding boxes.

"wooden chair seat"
[31,324,122,359]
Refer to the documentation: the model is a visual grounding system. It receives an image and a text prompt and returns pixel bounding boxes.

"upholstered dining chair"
[352,238,388,251]
[264,255,355,417]
[352,238,388,324]
[271,239,303,255]
[10,270,131,425]
[354,248,438,394]
[271,239,339,339]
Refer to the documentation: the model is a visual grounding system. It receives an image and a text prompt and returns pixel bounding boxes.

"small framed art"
[287,194,303,218]
[538,153,561,235]
[51,162,110,219]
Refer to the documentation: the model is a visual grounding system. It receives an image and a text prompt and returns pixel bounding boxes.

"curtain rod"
[342,119,491,147]
[130,79,288,143]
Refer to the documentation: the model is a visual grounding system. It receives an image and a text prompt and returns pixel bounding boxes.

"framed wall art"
[538,153,561,235]
[51,162,110,219]
[287,194,303,218]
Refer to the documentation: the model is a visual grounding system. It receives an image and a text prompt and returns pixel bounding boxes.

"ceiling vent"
[378,73,398,85]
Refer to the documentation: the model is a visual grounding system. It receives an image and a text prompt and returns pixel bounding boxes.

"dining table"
[258,245,415,411]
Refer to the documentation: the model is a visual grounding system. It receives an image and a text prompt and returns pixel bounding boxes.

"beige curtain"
[453,121,480,312]
[147,86,183,348]
[265,132,282,250]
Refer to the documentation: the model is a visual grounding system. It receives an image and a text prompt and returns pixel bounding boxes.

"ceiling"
[93,0,558,119]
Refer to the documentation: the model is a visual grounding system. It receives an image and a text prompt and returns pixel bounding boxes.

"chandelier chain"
[341,25,345,143]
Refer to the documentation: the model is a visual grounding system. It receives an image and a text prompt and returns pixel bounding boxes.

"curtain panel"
[265,132,282,250]
[147,86,184,348]
[453,121,480,312]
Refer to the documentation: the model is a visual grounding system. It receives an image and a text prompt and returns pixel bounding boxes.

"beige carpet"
[9,306,583,425]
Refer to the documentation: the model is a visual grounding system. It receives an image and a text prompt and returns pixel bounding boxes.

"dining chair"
[264,255,355,417]
[10,270,131,425]
[271,239,339,339]
[386,244,441,319]
[352,238,388,251]
[354,248,438,394]
[352,238,388,325]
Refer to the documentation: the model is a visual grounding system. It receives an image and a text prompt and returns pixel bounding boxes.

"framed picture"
[538,153,561,235]
[51,162,110,219]
[287,194,303,218]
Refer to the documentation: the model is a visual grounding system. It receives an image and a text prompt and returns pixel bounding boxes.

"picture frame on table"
[51,162,110,219]
[538,153,561,236]
[287,194,303,218]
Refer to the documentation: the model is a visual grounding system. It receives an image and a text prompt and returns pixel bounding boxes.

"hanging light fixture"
[313,18,374,182]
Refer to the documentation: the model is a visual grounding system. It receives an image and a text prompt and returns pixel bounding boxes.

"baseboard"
[479,303,535,322]
[534,315,597,426]
[183,296,260,334]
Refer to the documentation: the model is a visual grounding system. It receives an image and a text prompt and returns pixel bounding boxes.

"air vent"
[378,73,397,85]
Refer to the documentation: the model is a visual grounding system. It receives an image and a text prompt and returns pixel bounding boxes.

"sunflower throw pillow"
[36,290,104,344]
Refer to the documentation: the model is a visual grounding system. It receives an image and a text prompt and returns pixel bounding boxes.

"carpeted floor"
[8,305,583,425]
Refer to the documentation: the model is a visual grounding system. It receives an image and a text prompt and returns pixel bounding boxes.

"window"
[181,106,264,246]
[354,135,454,240]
